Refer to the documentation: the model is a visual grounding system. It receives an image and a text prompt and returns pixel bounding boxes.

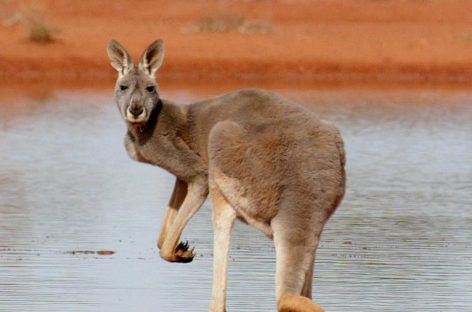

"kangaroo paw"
[174,241,195,263]
[159,240,195,263]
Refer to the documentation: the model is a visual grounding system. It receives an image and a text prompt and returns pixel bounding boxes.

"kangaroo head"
[107,39,165,125]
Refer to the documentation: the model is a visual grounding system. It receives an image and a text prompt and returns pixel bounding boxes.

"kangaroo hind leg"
[272,212,325,312]
[209,186,236,312]
[301,253,315,299]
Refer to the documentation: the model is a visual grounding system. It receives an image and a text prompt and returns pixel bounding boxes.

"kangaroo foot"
[278,293,325,312]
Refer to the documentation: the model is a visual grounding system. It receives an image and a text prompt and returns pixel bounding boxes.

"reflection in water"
[0,87,471,311]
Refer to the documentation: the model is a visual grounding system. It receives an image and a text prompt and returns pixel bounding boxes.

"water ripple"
[0,88,471,311]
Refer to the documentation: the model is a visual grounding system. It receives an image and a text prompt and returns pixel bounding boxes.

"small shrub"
[192,13,273,34]
[27,18,55,43]
[194,13,245,32]
[0,1,58,43]
[22,7,58,43]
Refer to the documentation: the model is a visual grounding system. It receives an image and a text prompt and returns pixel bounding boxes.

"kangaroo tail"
[278,292,325,312]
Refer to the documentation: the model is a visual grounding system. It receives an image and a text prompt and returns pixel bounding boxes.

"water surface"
[0,86,471,311]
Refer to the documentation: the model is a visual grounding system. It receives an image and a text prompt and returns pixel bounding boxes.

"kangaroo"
[107,39,346,312]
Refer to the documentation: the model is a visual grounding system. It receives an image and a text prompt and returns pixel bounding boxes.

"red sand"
[1,0,472,86]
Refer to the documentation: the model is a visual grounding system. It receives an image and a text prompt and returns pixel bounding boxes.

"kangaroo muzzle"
[126,104,147,123]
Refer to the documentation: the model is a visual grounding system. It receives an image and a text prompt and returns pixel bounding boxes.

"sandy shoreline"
[1,0,472,86]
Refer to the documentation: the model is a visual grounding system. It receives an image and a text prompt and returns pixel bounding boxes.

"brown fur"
[108,39,346,311]
[278,293,325,312]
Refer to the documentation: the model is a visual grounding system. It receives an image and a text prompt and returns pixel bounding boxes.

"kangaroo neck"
[126,98,190,146]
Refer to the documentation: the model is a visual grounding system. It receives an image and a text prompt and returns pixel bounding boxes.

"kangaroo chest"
[123,129,208,182]
[124,132,154,164]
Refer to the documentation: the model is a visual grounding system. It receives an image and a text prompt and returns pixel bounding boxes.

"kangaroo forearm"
[159,182,208,262]
[158,178,188,249]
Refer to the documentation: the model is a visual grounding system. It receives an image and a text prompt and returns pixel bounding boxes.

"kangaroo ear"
[107,39,133,75]
[139,39,164,77]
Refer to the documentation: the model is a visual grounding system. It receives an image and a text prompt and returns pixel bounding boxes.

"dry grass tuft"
[21,6,58,43]
[192,13,273,34]
[0,1,58,43]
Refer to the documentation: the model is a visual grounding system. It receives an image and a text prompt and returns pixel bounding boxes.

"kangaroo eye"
[146,86,155,92]
[119,85,128,91]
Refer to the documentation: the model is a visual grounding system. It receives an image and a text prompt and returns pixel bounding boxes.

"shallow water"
[0,86,471,311]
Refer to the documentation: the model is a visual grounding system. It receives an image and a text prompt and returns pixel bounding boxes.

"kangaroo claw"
[174,240,195,263]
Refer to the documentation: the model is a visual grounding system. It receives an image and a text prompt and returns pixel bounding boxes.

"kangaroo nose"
[128,105,144,117]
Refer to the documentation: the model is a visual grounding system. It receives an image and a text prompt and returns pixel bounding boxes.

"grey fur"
[108,39,345,312]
